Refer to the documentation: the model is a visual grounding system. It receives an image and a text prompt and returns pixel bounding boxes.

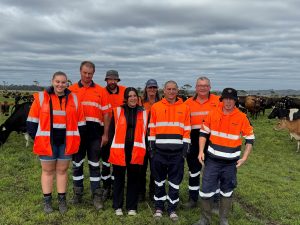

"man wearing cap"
[101,69,126,201]
[69,61,111,210]
[194,88,254,225]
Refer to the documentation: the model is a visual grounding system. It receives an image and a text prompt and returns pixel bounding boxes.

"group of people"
[26,60,255,224]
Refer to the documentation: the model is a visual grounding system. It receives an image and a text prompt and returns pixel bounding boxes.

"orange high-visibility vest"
[109,107,148,166]
[185,94,219,130]
[200,105,255,160]
[148,98,191,151]
[29,91,85,156]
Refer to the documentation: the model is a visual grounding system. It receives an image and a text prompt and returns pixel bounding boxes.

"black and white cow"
[0,102,32,147]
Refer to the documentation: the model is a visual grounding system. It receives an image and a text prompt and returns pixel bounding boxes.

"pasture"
[1,110,300,225]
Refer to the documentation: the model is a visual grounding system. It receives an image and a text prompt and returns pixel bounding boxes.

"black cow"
[0,102,32,147]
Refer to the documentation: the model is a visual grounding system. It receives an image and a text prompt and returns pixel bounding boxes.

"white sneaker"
[115,208,123,216]
[153,209,163,219]
[128,210,137,216]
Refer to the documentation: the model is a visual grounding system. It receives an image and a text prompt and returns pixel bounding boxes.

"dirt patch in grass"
[234,194,282,225]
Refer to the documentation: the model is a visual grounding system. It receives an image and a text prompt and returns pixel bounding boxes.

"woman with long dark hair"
[108,87,148,216]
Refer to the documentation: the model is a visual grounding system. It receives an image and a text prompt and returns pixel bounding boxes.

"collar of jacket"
[77,80,95,88]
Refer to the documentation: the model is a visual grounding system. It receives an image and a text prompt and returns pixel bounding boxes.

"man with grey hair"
[183,76,220,208]
[148,80,191,221]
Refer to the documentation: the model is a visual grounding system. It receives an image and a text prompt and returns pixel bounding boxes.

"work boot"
[219,197,233,225]
[193,198,212,225]
[102,188,111,202]
[212,193,220,215]
[92,188,104,210]
[70,186,83,204]
[58,194,68,214]
[183,198,197,209]
[43,195,53,214]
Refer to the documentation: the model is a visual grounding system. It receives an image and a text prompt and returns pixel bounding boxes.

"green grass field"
[1,110,300,225]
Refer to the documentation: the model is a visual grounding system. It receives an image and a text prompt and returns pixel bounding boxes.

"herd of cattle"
[0,93,300,151]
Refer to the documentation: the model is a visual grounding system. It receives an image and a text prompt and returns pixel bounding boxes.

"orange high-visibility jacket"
[200,105,255,161]
[27,90,86,156]
[104,85,126,108]
[69,81,110,126]
[148,98,191,152]
[185,94,220,130]
[109,106,148,166]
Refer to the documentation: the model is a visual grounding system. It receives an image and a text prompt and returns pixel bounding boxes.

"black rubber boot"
[92,188,104,210]
[70,187,83,204]
[43,195,54,214]
[183,198,198,209]
[58,194,68,214]
[193,198,212,225]
[219,197,233,225]
[102,188,111,202]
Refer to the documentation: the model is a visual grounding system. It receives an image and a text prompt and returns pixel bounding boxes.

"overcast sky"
[0,0,299,90]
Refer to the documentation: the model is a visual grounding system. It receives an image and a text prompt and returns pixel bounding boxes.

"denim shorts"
[39,144,72,161]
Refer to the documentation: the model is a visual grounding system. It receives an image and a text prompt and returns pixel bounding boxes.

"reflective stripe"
[78,121,86,126]
[111,175,115,180]
[220,190,233,197]
[88,160,99,167]
[27,116,39,123]
[90,177,101,182]
[199,189,220,198]
[189,186,200,191]
[38,92,44,107]
[66,131,80,136]
[71,93,78,110]
[189,171,201,178]
[102,161,111,167]
[111,143,125,148]
[191,111,209,116]
[155,180,166,187]
[183,138,191,143]
[148,136,156,141]
[208,146,241,159]
[184,126,191,131]
[36,130,50,136]
[73,175,84,181]
[133,141,144,148]
[81,101,100,108]
[211,130,240,140]
[148,123,155,128]
[168,181,179,190]
[191,125,201,129]
[53,123,66,128]
[101,175,111,180]
[155,122,184,128]
[244,134,255,139]
[85,117,103,125]
[167,196,179,204]
[154,195,167,201]
[156,139,183,144]
[72,159,84,167]
[53,110,66,116]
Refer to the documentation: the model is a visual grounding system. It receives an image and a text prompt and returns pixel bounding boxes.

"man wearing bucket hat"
[101,69,127,201]
[194,87,254,225]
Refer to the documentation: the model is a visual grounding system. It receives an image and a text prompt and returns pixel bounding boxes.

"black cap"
[145,79,158,88]
[105,70,120,81]
[220,88,238,101]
